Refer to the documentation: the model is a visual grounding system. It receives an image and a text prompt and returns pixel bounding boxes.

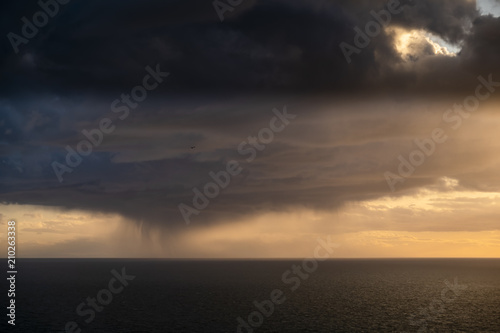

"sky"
[1,0,500,258]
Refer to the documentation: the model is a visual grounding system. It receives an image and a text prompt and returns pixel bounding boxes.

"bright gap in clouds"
[425,33,461,55]
[388,27,460,61]
[477,0,500,17]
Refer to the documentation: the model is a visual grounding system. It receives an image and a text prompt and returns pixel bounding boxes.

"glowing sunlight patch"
[388,27,458,61]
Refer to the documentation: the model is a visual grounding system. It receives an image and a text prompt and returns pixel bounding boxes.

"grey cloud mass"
[1,0,500,232]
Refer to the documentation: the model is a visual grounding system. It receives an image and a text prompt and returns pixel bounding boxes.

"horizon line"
[7,257,500,260]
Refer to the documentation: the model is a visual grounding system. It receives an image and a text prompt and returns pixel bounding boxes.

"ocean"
[4,259,500,332]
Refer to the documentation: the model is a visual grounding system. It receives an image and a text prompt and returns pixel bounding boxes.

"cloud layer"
[1,0,500,236]
[1,0,498,95]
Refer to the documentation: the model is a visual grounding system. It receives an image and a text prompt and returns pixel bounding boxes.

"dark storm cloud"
[4,96,500,231]
[1,0,500,230]
[0,96,399,228]
[0,0,496,95]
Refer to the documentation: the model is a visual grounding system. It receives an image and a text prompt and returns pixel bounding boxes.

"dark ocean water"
[3,259,500,332]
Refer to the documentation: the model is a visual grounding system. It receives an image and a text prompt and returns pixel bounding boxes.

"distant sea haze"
[9,259,500,332]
